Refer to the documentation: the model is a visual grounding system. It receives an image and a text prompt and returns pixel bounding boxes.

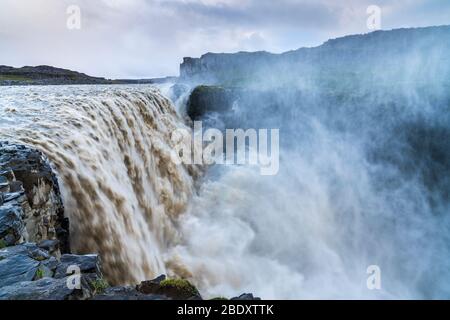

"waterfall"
[1,82,450,299]
[0,85,197,285]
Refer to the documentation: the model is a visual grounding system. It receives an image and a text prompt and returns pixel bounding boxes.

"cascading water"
[0,85,197,285]
[1,81,449,299]
[167,82,450,299]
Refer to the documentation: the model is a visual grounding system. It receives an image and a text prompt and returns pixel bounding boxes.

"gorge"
[1,25,450,299]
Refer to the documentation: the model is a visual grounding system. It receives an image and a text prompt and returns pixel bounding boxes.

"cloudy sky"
[0,0,448,78]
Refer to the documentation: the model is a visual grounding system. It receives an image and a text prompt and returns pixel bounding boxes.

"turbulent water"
[1,82,450,299]
[0,85,197,285]
[168,84,450,299]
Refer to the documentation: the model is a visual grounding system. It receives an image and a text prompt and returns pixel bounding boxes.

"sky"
[0,0,449,78]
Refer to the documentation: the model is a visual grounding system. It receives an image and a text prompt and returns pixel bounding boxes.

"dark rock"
[0,176,8,194]
[150,274,166,284]
[38,239,60,255]
[0,276,93,300]
[93,286,168,300]
[9,181,23,193]
[28,246,50,261]
[231,293,261,300]
[0,201,25,246]
[2,191,25,203]
[0,141,70,253]
[0,244,41,287]
[187,85,238,120]
[137,275,202,300]
[39,256,59,278]
[0,243,103,300]
[136,274,166,294]
[54,254,102,279]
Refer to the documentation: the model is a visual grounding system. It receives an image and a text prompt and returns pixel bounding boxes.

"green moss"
[210,297,229,300]
[0,239,7,249]
[160,278,200,297]
[34,268,45,280]
[91,278,110,294]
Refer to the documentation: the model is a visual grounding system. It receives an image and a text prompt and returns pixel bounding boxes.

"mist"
[166,29,450,299]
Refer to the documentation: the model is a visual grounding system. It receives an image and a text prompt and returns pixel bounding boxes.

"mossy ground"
[90,278,110,294]
[159,278,200,297]
[0,239,7,249]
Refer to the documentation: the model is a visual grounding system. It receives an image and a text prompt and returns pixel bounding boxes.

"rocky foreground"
[0,141,257,300]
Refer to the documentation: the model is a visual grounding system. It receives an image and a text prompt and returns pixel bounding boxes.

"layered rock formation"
[0,142,69,252]
[180,26,450,87]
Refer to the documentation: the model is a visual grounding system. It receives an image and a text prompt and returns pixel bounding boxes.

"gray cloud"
[0,0,448,78]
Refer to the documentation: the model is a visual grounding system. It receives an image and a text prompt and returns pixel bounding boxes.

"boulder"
[137,275,202,300]
[38,239,60,256]
[187,85,238,120]
[54,254,102,279]
[231,293,261,300]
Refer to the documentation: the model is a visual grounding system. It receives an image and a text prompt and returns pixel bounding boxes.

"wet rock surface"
[0,141,70,253]
[0,243,101,300]
[0,142,98,300]
[0,200,25,246]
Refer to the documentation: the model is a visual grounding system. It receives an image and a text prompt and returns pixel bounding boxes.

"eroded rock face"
[0,200,25,246]
[0,142,69,253]
[180,26,450,87]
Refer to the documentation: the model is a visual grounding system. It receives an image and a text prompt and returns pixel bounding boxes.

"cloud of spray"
[168,29,450,299]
